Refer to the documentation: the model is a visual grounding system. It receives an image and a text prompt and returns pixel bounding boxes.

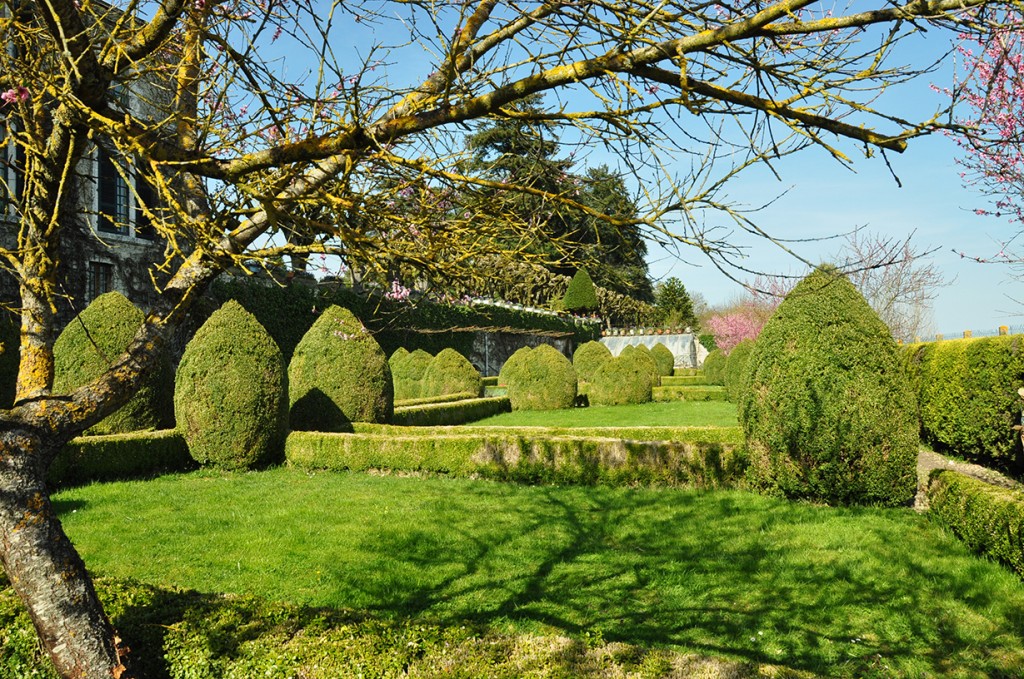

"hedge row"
[928,470,1024,579]
[352,423,745,445]
[286,429,746,488]
[48,430,193,488]
[904,336,1024,473]
[652,386,728,402]
[390,396,511,427]
[394,392,479,408]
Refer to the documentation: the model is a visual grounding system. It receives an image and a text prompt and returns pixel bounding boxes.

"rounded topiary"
[289,305,394,431]
[562,268,598,312]
[738,266,918,507]
[0,311,20,408]
[572,340,613,384]
[589,352,653,406]
[54,291,173,434]
[174,300,287,470]
[390,348,434,401]
[723,339,755,402]
[701,349,727,386]
[498,346,534,387]
[628,344,661,387]
[503,344,577,410]
[651,343,675,377]
[421,348,482,398]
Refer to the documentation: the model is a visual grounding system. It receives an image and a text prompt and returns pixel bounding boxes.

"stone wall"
[600,334,708,368]
[470,331,573,376]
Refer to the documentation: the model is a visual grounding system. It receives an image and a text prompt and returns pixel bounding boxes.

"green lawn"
[52,468,1024,677]
[468,399,739,428]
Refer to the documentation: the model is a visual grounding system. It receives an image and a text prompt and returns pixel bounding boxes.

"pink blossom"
[1,86,29,105]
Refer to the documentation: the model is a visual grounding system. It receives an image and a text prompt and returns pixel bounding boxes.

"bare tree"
[0,0,1010,675]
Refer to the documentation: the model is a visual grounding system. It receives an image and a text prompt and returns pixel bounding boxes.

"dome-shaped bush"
[174,300,287,470]
[390,348,435,401]
[498,346,534,387]
[0,311,20,408]
[651,343,675,377]
[289,305,393,431]
[503,344,577,410]
[626,344,661,387]
[54,291,173,434]
[702,349,727,386]
[572,340,613,384]
[421,348,482,398]
[739,266,918,507]
[723,339,755,402]
[562,268,598,312]
[589,353,653,406]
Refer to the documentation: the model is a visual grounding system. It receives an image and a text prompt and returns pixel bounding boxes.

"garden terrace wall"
[49,430,193,488]
[928,470,1024,579]
[600,333,709,369]
[904,336,1024,474]
[286,427,746,488]
[391,396,511,426]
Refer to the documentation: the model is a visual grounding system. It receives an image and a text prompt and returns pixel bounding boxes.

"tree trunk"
[0,430,133,679]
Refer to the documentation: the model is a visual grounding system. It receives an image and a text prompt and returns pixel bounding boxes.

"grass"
[54,467,1024,677]
[467,399,738,428]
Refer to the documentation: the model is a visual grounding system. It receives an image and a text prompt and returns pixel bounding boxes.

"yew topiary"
[723,339,755,402]
[502,344,578,410]
[174,300,288,470]
[498,346,534,387]
[391,348,434,401]
[702,349,727,385]
[651,343,675,377]
[625,344,661,387]
[589,352,653,406]
[54,291,173,434]
[420,348,482,398]
[572,340,613,384]
[739,266,918,507]
[562,268,598,312]
[289,305,394,431]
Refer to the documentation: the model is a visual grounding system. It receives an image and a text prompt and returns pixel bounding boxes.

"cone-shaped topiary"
[572,340,613,384]
[503,344,577,410]
[421,348,482,398]
[562,268,598,312]
[289,305,394,430]
[175,300,288,470]
[723,339,755,402]
[701,349,727,385]
[0,311,19,408]
[389,348,416,401]
[651,343,675,377]
[589,352,653,406]
[739,266,918,507]
[54,291,173,434]
[498,346,533,387]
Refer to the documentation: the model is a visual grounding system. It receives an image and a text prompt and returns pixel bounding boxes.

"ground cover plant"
[469,399,739,428]
[17,468,1024,677]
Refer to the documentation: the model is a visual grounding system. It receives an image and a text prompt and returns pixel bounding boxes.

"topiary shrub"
[502,344,578,411]
[723,339,755,402]
[739,266,918,507]
[54,291,173,434]
[562,268,598,312]
[498,346,533,387]
[589,353,653,406]
[651,343,675,377]
[391,348,434,401]
[628,344,661,387]
[420,348,482,399]
[175,300,288,470]
[289,305,394,431]
[0,311,19,408]
[572,340,612,384]
[702,349,727,386]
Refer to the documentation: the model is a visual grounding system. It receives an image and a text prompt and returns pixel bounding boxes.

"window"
[134,175,156,240]
[85,261,113,302]
[97,149,129,234]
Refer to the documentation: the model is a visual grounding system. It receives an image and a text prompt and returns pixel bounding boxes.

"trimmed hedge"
[48,430,192,488]
[723,339,755,402]
[54,291,173,434]
[497,346,533,386]
[420,348,482,399]
[661,375,708,386]
[286,429,746,488]
[928,470,1024,579]
[653,386,729,402]
[394,391,478,408]
[391,396,511,426]
[289,305,394,430]
[572,340,612,384]
[390,348,434,401]
[502,344,577,411]
[175,301,288,470]
[651,343,675,377]
[701,349,727,385]
[353,423,745,445]
[562,268,598,311]
[621,345,661,388]
[905,336,1024,473]
[740,266,918,507]
[589,353,653,406]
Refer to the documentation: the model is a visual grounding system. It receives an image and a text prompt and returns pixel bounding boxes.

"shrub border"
[49,430,193,488]
[391,396,511,426]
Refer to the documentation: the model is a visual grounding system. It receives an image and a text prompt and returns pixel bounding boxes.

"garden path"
[915,448,1021,511]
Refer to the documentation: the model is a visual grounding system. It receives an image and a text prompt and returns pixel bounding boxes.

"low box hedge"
[652,386,728,402]
[391,396,511,426]
[660,375,708,387]
[928,469,1024,579]
[354,423,744,445]
[49,430,193,488]
[393,391,478,408]
[286,428,746,488]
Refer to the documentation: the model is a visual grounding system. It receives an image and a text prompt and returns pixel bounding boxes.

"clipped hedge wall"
[48,430,192,488]
[905,336,1024,474]
[501,344,577,411]
[420,348,481,399]
[928,470,1024,579]
[394,392,478,408]
[652,386,729,402]
[391,396,511,426]
[286,429,746,488]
